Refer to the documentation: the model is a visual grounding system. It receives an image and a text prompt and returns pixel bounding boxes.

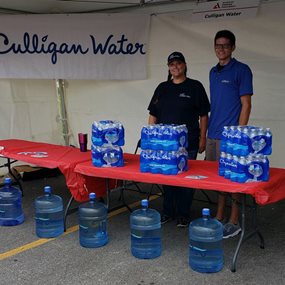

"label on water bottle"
[140,149,188,175]
[140,124,188,151]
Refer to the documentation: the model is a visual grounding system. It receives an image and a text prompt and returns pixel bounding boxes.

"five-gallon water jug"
[34,186,64,238]
[78,192,108,248]
[0,177,24,226]
[189,208,223,273]
[130,199,161,259]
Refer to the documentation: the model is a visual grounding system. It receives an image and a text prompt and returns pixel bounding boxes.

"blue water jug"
[189,208,223,273]
[0,177,24,226]
[79,192,108,248]
[34,186,64,238]
[130,199,161,259]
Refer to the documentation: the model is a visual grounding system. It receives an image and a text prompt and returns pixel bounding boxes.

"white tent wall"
[0,79,60,142]
[0,1,284,170]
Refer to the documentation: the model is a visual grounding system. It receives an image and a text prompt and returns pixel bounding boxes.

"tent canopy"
[0,0,199,15]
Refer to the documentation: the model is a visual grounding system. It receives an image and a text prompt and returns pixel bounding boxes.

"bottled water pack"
[219,152,269,183]
[91,144,123,167]
[140,148,188,175]
[92,120,125,146]
[141,124,188,151]
[219,125,272,183]
[220,126,272,156]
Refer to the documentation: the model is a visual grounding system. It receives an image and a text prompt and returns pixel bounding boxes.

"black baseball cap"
[167,51,186,64]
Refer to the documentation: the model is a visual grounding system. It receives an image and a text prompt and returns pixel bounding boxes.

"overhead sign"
[192,0,260,22]
[0,14,150,80]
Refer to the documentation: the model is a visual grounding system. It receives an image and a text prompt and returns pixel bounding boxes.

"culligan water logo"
[0,32,146,64]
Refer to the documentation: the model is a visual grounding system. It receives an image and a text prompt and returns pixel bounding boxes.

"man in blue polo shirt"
[206,30,253,238]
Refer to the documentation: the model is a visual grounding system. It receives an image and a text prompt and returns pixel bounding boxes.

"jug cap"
[44,186,52,194]
[141,199,148,207]
[89,192,96,200]
[4,177,12,184]
[202,208,210,216]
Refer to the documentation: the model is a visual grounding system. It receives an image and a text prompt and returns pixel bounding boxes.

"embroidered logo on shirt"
[179,93,191,98]
[221,80,230,83]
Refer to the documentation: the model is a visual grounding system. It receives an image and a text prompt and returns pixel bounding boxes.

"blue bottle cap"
[202,208,210,216]
[141,199,148,207]
[89,192,96,200]
[4,177,12,184]
[44,186,52,194]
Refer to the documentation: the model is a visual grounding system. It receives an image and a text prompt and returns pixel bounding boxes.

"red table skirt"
[1,139,285,205]
[75,153,285,206]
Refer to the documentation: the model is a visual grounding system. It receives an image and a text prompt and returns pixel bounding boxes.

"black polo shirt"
[148,78,210,151]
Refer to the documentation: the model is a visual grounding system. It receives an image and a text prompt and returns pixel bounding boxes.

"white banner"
[192,0,260,22]
[0,14,150,80]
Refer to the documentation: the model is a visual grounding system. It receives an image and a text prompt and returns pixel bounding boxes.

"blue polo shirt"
[208,58,253,139]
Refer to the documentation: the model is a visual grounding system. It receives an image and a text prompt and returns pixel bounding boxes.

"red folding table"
[1,140,285,271]
[0,139,113,229]
[74,153,285,272]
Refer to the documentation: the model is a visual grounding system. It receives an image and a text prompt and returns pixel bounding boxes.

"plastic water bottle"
[220,126,229,152]
[239,127,250,156]
[224,153,233,179]
[79,192,108,248]
[189,208,223,273]
[236,156,248,183]
[218,152,226,176]
[0,177,24,226]
[230,155,239,182]
[34,186,64,238]
[130,199,161,259]
[225,126,235,154]
[264,128,272,155]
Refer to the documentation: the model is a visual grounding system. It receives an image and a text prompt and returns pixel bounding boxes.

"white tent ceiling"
[0,0,200,14]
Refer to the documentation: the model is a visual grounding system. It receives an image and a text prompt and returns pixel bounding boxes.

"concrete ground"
[0,174,285,285]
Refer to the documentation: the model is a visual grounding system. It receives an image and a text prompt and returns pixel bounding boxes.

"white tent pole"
[55,79,70,146]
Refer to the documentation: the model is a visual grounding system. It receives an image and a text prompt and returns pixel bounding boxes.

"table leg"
[0,158,24,195]
[105,178,132,212]
[64,196,78,232]
[231,194,265,272]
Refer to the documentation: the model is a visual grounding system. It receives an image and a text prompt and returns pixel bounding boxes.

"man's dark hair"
[214,30,236,46]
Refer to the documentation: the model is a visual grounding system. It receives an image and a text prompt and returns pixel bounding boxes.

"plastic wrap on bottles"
[91,144,124,167]
[140,148,188,175]
[219,125,272,183]
[220,125,272,156]
[245,154,269,182]
[141,124,188,151]
[92,120,125,146]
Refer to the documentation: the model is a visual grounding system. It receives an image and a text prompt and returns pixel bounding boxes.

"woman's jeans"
[162,150,197,219]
